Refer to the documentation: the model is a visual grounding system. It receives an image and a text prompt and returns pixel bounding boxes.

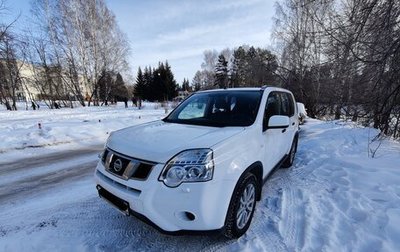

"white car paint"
[107,121,245,164]
[94,87,299,234]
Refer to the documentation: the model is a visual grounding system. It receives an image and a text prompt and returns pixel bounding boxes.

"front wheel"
[224,173,258,238]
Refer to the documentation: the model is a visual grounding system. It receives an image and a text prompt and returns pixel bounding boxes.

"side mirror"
[267,115,290,129]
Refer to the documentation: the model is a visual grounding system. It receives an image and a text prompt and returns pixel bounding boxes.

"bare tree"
[26,0,84,107]
[0,0,25,110]
[272,0,400,138]
[22,0,131,108]
[200,50,218,88]
[273,0,332,117]
[57,0,130,106]
[0,32,24,110]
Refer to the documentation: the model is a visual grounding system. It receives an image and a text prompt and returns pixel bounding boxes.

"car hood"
[106,120,245,163]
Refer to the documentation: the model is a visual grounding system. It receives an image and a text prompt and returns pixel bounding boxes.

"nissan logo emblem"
[113,159,123,172]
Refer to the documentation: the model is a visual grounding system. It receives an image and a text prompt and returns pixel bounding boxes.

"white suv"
[95,87,299,238]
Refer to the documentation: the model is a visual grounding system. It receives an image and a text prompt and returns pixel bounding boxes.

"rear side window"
[280,92,295,117]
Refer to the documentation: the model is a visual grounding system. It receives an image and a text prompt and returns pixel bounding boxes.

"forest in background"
[191,0,400,139]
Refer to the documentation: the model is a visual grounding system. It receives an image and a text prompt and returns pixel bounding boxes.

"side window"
[263,92,281,130]
[277,92,295,117]
[287,93,295,117]
[279,93,290,116]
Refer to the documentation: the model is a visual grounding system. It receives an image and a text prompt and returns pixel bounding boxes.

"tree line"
[0,0,130,110]
[134,61,178,102]
[192,46,278,91]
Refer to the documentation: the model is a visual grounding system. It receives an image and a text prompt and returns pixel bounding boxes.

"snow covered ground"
[0,102,167,160]
[0,105,399,251]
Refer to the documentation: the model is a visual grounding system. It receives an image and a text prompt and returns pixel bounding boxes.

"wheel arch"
[235,161,263,201]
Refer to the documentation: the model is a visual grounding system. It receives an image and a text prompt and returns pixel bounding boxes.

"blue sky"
[3,0,276,84]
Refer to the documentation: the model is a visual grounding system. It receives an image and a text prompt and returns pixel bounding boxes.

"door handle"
[292,122,295,126]
[282,128,286,133]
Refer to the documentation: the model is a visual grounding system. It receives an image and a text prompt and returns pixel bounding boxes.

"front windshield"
[164,90,263,127]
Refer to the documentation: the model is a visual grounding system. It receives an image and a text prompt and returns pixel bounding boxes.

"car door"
[262,91,286,172]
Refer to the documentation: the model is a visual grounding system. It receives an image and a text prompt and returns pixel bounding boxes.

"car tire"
[282,136,298,168]
[223,173,258,239]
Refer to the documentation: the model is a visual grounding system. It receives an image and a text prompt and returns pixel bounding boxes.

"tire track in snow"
[0,146,102,174]
[245,189,288,252]
[279,186,306,251]
[264,137,324,252]
[270,169,307,251]
[0,147,102,203]
[0,160,97,202]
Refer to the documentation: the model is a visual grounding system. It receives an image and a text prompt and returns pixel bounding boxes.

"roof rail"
[261,85,270,90]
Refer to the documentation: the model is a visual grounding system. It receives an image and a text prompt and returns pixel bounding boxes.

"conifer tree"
[134,67,146,100]
[112,73,127,101]
[143,66,153,100]
[182,78,190,91]
[215,54,228,88]
[192,71,203,91]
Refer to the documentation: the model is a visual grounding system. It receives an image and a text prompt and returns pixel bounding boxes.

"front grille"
[101,149,109,163]
[102,148,156,180]
[132,163,153,179]
[109,154,130,176]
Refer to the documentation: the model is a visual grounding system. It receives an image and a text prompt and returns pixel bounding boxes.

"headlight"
[159,149,214,187]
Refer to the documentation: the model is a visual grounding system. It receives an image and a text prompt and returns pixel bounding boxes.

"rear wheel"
[282,137,297,168]
[224,173,258,238]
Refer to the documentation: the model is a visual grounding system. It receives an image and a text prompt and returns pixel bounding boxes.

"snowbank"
[0,102,167,154]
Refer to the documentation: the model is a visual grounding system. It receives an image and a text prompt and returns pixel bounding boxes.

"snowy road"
[1,119,400,251]
[0,146,102,203]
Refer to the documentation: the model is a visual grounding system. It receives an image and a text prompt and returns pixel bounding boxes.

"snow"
[0,104,400,251]
[0,102,168,159]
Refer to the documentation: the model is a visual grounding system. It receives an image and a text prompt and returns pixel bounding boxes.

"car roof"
[196,86,291,93]
[196,87,262,93]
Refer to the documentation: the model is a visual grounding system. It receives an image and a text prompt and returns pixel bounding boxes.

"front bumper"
[94,161,235,232]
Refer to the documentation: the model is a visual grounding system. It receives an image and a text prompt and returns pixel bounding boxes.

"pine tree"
[151,62,165,101]
[113,73,127,101]
[134,67,146,100]
[215,54,228,88]
[182,78,190,91]
[139,62,178,102]
[192,71,202,91]
[231,46,247,87]
[164,61,178,100]
[143,66,153,100]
